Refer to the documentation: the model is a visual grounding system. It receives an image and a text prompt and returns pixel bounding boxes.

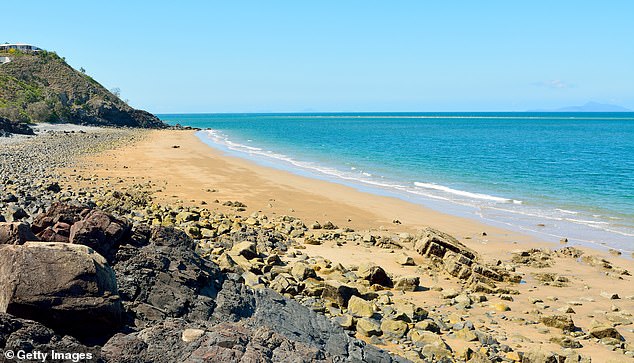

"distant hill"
[0,49,166,129]
[529,102,633,112]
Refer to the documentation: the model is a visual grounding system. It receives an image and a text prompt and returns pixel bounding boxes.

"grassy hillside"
[0,50,165,128]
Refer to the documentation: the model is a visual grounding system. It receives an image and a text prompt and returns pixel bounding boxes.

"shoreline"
[64,128,634,361]
[192,126,634,255]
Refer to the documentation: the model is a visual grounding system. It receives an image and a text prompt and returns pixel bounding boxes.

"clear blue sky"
[4,1,634,113]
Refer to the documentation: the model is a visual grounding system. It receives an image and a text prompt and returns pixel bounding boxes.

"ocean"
[159,113,634,253]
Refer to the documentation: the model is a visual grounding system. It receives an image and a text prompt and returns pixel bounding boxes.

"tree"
[80,67,86,73]
[110,87,121,98]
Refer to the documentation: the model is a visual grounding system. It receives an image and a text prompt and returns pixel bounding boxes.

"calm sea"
[159,113,634,252]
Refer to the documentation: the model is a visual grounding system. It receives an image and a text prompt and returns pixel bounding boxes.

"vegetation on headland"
[0,49,165,129]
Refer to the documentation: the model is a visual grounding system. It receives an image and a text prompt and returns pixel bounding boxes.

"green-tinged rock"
[229,241,258,260]
[380,318,408,339]
[393,276,419,292]
[455,328,478,341]
[540,314,575,331]
[356,318,382,337]
[347,295,374,318]
[290,262,317,281]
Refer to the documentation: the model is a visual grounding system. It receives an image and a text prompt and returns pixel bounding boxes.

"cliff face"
[0,50,166,128]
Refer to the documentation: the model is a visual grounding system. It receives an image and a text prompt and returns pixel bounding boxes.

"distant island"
[529,101,633,112]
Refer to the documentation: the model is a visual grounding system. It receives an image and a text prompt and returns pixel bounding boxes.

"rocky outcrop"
[0,204,401,362]
[0,313,100,359]
[0,51,166,128]
[0,242,122,340]
[0,221,37,244]
[414,227,521,291]
[0,116,35,137]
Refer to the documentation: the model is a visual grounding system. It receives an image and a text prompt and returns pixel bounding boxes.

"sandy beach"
[61,129,634,362]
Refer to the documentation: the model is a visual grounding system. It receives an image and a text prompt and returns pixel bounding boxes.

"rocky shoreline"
[1,127,633,362]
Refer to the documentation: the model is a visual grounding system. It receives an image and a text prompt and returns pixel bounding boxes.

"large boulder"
[112,226,223,327]
[0,242,122,340]
[70,209,130,262]
[0,222,38,245]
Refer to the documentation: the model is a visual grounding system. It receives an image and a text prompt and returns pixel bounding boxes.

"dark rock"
[321,281,360,308]
[0,313,100,360]
[0,222,38,245]
[70,209,130,262]
[357,263,393,288]
[112,226,222,327]
[0,242,122,341]
[0,117,35,136]
[31,202,88,236]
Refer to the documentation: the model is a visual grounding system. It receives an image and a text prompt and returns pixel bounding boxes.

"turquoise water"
[159,113,634,252]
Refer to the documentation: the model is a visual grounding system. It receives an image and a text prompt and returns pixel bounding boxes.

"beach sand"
[65,129,634,362]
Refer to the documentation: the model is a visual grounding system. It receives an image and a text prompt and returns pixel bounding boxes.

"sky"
[3,1,634,113]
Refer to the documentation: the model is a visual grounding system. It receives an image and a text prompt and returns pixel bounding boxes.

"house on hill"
[0,43,42,52]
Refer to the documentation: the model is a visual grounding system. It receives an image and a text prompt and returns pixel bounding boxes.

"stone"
[600,291,620,300]
[409,328,448,348]
[229,241,258,260]
[540,314,575,331]
[321,280,359,307]
[216,252,238,272]
[347,295,374,318]
[334,314,355,330]
[181,328,205,342]
[70,209,130,262]
[589,325,624,340]
[290,261,317,281]
[356,318,382,337]
[380,318,408,339]
[357,263,393,287]
[393,301,428,322]
[455,328,478,341]
[396,253,415,266]
[393,276,419,291]
[492,303,510,312]
[0,222,38,245]
[0,242,122,339]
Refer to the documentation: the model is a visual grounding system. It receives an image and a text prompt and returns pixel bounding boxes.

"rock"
[229,241,258,260]
[589,325,624,340]
[217,252,238,272]
[322,221,337,230]
[321,280,360,307]
[0,222,38,244]
[356,318,382,337]
[357,263,393,288]
[414,320,440,333]
[409,328,448,348]
[0,242,122,340]
[550,335,582,348]
[396,253,415,266]
[540,314,575,331]
[393,276,419,291]
[380,318,408,339]
[347,296,375,318]
[270,274,301,295]
[393,301,428,323]
[181,328,205,342]
[290,261,317,281]
[113,227,222,326]
[334,314,355,330]
[70,209,130,262]
[5,205,29,222]
[600,291,620,300]
[492,302,510,312]
[0,313,99,359]
[455,327,478,341]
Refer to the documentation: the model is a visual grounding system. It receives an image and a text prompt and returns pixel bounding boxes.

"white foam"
[414,182,521,204]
